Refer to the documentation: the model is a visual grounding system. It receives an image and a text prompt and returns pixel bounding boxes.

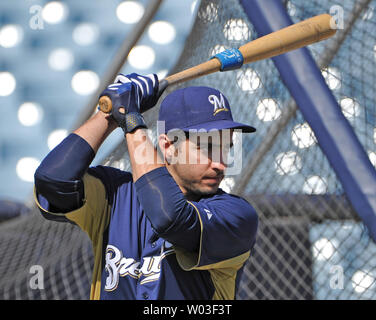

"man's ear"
[158,134,175,164]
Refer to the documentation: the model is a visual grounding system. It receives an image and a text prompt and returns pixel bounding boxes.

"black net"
[1,0,376,299]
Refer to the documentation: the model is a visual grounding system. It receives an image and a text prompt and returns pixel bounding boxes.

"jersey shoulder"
[87,165,133,203]
[199,188,258,218]
[198,188,258,244]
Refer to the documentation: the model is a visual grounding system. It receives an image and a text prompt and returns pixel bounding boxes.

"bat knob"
[98,95,113,113]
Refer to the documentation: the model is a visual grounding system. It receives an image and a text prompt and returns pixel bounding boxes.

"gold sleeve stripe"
[34,173,111,300]
[174,201,251,272]
[34,186,82,217]
[173,201,251,300]
[194,251,250,270]
[173,200,204,271]
[34,173,108,239]
[65,174,107,235]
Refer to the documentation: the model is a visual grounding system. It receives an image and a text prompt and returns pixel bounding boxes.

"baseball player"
[34,73,258,300]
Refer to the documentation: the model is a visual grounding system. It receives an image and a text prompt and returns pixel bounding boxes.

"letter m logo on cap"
[208,93,229,116]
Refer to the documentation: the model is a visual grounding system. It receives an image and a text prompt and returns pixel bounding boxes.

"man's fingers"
[129,74,159,96]
[130,77,145,95]
[115,74,131,84]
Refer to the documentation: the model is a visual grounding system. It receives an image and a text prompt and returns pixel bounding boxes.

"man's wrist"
[95,109,118,130]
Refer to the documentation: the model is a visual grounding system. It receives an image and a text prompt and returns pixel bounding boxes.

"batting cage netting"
[1,0,376,299]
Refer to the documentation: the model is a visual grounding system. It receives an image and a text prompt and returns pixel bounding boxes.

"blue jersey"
[35,165,258,300]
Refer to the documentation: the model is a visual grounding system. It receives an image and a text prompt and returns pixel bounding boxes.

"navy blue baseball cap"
[158,86,256,133]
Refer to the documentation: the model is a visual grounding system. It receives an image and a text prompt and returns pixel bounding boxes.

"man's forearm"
[74,110,118,153]
[126,128,164,182]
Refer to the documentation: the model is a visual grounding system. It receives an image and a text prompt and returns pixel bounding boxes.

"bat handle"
[157,79,169,98]
[98,79,170,114]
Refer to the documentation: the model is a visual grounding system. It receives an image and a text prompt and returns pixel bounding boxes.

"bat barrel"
[239,14,336,64]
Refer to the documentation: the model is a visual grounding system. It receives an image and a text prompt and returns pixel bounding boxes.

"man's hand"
[116,73,160,113]
[99,73,159,134]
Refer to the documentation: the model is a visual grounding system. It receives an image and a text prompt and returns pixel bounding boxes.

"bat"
[98,13,336,113]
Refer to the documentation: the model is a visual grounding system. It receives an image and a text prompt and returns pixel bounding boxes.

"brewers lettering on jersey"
[34,74,258,300]
[104,244,175,290]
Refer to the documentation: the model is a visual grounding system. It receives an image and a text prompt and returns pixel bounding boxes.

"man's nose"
[209,153,227,172]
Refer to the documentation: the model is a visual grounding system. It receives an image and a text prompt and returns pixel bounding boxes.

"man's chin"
[191,184,220,197]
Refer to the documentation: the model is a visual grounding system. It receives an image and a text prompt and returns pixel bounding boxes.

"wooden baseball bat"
[98,13,336,113]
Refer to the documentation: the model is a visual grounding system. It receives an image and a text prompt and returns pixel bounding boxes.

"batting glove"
[99,73,159,134]
[117,73,159,113]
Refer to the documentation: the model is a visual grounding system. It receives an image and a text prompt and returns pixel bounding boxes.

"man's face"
[164,130,234,198]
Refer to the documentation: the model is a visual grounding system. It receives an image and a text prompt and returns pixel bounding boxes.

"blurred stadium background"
[1,0,376,299]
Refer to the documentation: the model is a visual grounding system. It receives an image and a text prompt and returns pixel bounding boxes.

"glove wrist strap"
[125,112,147,133]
